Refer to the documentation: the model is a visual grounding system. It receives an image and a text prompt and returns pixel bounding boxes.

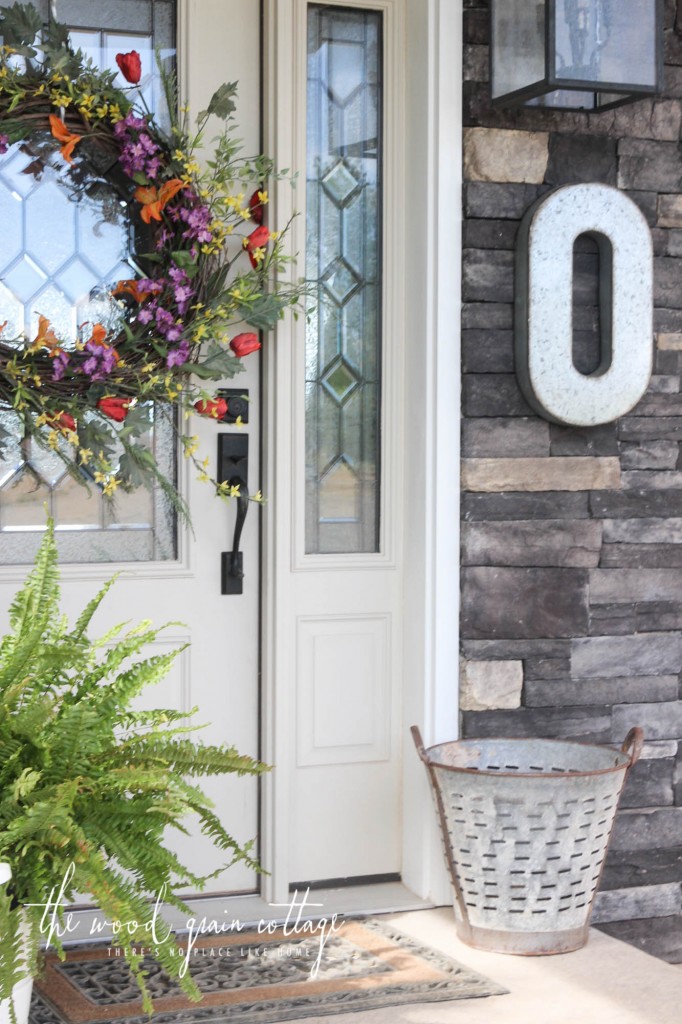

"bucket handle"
[621,727,644,767]
[410,725,429,764]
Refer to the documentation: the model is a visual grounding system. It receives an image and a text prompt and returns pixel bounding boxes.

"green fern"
[0,522,268,1013]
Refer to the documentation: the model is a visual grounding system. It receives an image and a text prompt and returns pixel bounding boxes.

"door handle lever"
[228,479,249,581]
[218,434,249,595]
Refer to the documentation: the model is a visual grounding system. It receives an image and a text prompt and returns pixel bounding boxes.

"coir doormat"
[29,918,507,1023]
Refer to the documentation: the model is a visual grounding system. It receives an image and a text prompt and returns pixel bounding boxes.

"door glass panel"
[305,5,382,554]
[0,0,176,564]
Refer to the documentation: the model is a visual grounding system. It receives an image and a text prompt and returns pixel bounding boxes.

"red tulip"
[194,397,228,420]
[98,396,131,422]
[47,411,76,433]
[248,189,265,224]
[243,224,271,268]
[229,332,261,358]
[116,50,142,85]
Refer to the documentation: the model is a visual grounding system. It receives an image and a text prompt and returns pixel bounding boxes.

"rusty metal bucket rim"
[411,726,643,780]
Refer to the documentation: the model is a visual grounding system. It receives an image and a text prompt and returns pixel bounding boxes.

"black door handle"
[228,479,249,580]
[218,434,249,595]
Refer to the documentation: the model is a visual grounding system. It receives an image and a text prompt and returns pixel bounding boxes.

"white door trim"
[400,0,463,905]
[261,0,296,903]
[261,0,462,906]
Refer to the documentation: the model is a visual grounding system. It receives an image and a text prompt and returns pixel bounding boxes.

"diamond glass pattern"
[306,6,382,554]
[0,0,177,564]
[25,180,75,274]
[321,257,360,306]
[322,358,359,404]
[322,161,360,205]
[4,256,47,305]
[0,149,38,198]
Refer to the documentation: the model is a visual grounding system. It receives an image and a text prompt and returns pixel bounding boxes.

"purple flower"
[138,278,164,295]
[115,116,160,179]
[138,133,158,155]
[114,111,148,137]
[137,307,154,324]
[166,338,190,367]
[81,355,100,377]
[174,285,194,315]
[51,350,70,380]
[145,155,162,179]
[81,339,118,380]
[0,134,9,156]
[175,202,213,244]
[166,324,184,343]
[155,307,174,333]
[119,140,148,175]
[169,264,187,284]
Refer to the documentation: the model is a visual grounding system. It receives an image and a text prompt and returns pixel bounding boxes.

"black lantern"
[491,0,664,111]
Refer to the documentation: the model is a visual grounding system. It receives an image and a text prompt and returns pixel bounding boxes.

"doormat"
[29,918,507,1023]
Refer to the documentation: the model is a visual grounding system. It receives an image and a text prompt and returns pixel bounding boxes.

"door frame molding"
[400,0,463,905]
[261,0,462,904]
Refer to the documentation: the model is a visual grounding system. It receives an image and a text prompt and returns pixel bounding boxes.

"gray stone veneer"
[461,0,682,963]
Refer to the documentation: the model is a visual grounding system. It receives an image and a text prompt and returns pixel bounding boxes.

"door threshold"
[62,882,434,946]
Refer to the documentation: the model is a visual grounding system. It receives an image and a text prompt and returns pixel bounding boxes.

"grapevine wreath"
[0,3,302,517]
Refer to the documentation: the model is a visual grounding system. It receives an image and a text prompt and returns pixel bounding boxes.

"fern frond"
[0,523,266,1011]
[69,625,165,703]
[0,527,61,696]
[72,573,120,639]
[92,647,186,718]
[120,735,268,777]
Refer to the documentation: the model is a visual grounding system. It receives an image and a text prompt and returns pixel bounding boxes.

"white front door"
[262,0,406,895]
[0,0,263,897]
[262,0,463,907]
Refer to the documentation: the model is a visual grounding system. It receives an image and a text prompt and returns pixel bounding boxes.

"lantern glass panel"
[527,88,596,109]
[491,0,545,101]
[553,0,658,89]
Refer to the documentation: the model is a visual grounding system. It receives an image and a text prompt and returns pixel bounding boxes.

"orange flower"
[133,178,186,224]
[49,114,81,164]
[28,315,61,353]
[113,279,156,303]
[89,323,108,347]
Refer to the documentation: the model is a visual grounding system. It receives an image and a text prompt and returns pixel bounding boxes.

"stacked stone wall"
[461,0,682,961]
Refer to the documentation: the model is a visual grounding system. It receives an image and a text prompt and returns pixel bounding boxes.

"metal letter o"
[515,183,653,426]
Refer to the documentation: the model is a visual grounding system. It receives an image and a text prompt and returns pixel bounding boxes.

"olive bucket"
[412,726,643,955]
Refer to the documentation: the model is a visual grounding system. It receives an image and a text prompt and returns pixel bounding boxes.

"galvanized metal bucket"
[412,726,643,956]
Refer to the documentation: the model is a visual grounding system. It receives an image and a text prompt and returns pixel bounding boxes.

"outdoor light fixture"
[491,0,663,111]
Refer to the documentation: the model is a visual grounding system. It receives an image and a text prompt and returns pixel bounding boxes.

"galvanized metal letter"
[515,183,653,426]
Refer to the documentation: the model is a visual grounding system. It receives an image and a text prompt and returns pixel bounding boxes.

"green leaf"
[0,2,41,48]
[198,81,238,121]
[132,171,149,186]
[236,292,289,331]
[118,402,152,438]
[118,448,157,491]
[11,768,41,802]
[170,249,197,270]
[43,19,71,53]
[190,342,243,381]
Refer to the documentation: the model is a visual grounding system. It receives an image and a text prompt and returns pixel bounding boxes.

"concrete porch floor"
[295,907,682,1024]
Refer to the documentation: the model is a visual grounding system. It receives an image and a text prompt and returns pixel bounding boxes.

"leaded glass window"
[0,0,176,564]
[305,5,382,555]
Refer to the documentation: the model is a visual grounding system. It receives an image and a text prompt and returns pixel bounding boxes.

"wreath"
[0,2,301,517]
